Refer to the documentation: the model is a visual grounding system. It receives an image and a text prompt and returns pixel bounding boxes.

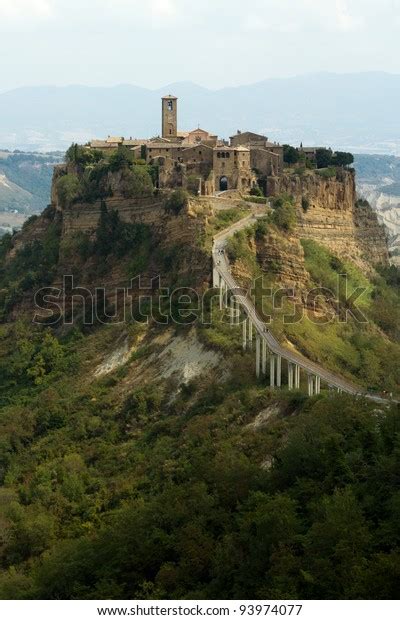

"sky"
[0,0,399,91]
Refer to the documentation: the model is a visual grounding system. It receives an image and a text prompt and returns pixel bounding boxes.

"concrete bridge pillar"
[242,317,247,350]
[276,355,282,387]
[307,375,314,397]
[295,365,300,389]
[270,355,275,388]
[230,295,235,326]
[261,339,267,375]
[288,362,294,390]
[256,335,261,378]
[248,320,253,350]
[315,376,321,395]
[235,299,241,325]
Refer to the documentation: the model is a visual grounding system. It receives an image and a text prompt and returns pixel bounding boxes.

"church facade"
[88,95,284,195]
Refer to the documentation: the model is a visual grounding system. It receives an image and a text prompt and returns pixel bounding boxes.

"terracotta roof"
[230,131,267,140]
[149,136,171,143]
[90,140,110,148]
[147,142,182,149]
[182,144,214,152]
[162,94,177,99]
[123,139,148,146]
[188,128,209,135]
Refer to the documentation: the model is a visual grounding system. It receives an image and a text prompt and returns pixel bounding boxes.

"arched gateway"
[219,176,228,191]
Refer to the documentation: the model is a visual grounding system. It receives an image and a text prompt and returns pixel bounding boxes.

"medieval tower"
[161,95,178,139]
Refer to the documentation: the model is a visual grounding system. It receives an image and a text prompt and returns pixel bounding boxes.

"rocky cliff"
[267,169,389,271]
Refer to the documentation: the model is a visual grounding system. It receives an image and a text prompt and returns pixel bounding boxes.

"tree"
[65,143,103,166]
[315,148,333,169]
[165,189,189,215]
[121,167,153,198]
[55,174,81,208]
[333,151,354,167]
[283,145,300,166]
[271,200,296,232]
[250,185,264,197]
[109,146,134,172]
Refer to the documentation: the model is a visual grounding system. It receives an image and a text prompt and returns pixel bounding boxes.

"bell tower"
[162,95,178,139]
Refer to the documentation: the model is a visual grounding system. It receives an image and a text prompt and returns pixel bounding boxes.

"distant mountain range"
[1,72,400,153]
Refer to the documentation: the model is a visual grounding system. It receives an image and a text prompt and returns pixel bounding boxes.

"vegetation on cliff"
[56,144,156,207]
[226,212,400,395]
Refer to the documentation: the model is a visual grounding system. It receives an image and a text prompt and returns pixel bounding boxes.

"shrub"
[243,196,266,204]
[109,147,134,172]
[165,189,189,215]
[65,143,103,166]
[271,199,296,232]
[316,167,337,179]
[121,167,153,198]
[301,197,310,212]
[93,202,151,259]
[250,185,263,197]
[255,218,269,240]
[56,174,81,208]
[186,175,201,195]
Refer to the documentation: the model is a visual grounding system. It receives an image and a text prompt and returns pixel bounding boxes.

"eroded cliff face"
[3,167,211,322]
[267,169,389,270]
[255,228,309,290]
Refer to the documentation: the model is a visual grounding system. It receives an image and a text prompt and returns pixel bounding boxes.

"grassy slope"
[223,220,400,394]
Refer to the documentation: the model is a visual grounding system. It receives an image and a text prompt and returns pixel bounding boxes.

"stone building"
[162,95,178,139]
[230,131,283,172]
[88,95,285,195]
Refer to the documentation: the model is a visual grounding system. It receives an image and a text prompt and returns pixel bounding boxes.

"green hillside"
[0,154,399,600]
[0,151,62,214]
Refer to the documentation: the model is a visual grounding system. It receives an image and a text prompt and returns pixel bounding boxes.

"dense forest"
[0,316,399,599]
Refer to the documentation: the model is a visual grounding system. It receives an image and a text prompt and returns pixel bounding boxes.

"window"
[167,100,173,111]
[226,152,230,159]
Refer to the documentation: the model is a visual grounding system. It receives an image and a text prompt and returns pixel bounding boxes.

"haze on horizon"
[0,0,399,91]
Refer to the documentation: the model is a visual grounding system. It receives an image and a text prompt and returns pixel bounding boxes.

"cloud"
[107,0,179,27]
[0,0,53,20]
[151,0,177,19]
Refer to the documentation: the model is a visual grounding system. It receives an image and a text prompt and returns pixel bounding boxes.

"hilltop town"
[87,95,291,196]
